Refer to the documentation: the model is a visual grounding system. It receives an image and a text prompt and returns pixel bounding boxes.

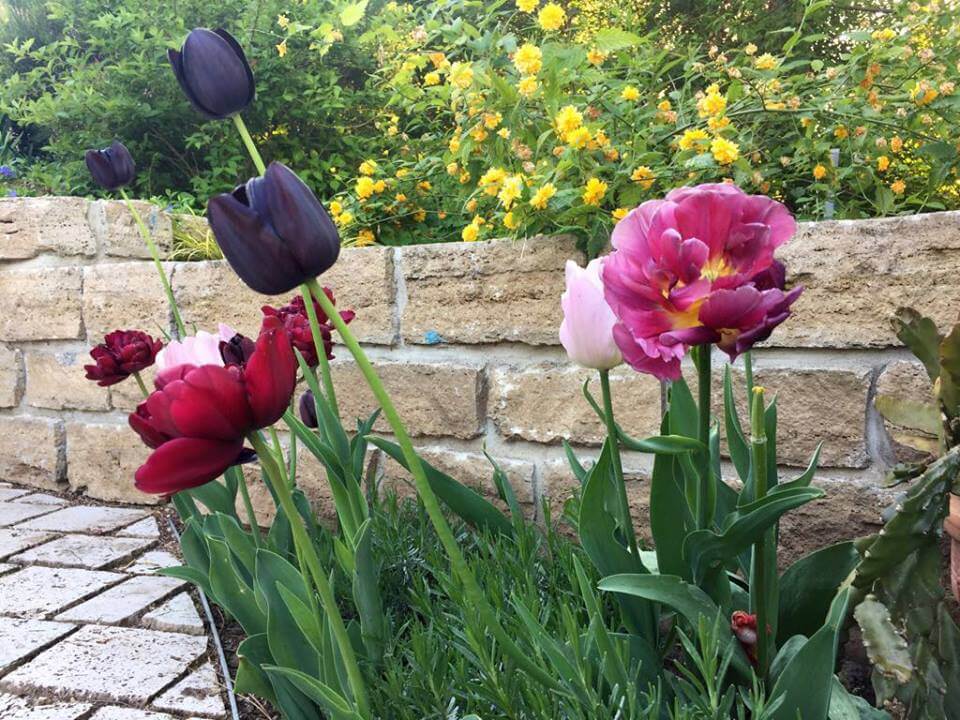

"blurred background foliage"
[0,0,958,253]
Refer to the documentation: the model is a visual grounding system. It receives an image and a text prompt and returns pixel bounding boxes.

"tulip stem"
[749,387,773,679]
[232,114,267,175]
[307,279,561,692]
[599,369,639,560]
[247,431,370,717]
[696,343,713,529]
[132,371,149,398]
[743,351,755,422]
[118,189,186,340]
[300,283,340,419]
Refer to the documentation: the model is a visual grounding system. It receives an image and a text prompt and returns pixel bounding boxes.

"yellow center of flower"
[701,255,734,281]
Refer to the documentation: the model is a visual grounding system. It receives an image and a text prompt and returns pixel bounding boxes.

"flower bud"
[168,28,255,119]
[85,141,135,191]
[559,259,622,370]
[298,390,319,429]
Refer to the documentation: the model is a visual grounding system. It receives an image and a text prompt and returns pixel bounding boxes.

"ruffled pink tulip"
[602,183,801,379]
[155,324,237,384]
[559,259,622,370]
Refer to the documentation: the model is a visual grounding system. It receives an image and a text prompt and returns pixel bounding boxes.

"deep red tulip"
[731,611,759,665]
[129,316,296,495]
[262,289,355,367]
[84,330,163,387]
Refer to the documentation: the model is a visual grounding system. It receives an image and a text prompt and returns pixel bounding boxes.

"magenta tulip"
[559,259,622,370]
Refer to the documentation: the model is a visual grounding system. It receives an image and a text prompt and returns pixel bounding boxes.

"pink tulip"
[559,259,622,370]
[154,324,237,384]
[601,183,801,379]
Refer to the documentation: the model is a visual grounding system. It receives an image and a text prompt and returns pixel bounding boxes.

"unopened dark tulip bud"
[85,141,136,191]
[208,162,341,295]
[219,332,256,366]
[299,390,318,429]
[168,28,255,119]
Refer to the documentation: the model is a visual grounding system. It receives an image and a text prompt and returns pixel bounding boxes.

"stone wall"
[1,196,956,558]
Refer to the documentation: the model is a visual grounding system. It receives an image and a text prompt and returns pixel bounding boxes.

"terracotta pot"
[944,494,960,602]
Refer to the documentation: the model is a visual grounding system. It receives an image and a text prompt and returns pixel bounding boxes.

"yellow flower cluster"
[697,84,726,117]
[582,177,607,205]
[514,43,542,75]
[449,62,474,89]
[530,183,556,209]
[538,3,566,31]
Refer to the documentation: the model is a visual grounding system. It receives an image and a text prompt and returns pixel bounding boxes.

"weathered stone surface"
[0,528,54,560]
[65,423,154,505]
[0,566,122,618]
[25,351,110,411]
[0,344,22,408]
[0,692,92,719]
[0,503,57,528]
[142,593,204,635]
[323,246,396,344]
[14,493,68,507]
[2,625,207,703]
[875,360,937,464]
[777,212,960,348]
[401,235,580,345]
[90,709,178,720]
[109,364,157,413]
[56,575,184,625]
[490,363,662,445]
[332,359,484,439]
[0,488,29,501]
[152,662,225,718]
[0,196,96,259]
[93,200,172,259]
[82,262,173,343]
[116,516,159,539]
[123,550,178,575]
[10,534,152,570]
[0,267,83,341]
[17,506,147,535]
[0,417,62,490]
[0,617,76,672]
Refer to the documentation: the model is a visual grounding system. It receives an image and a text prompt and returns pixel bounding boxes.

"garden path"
[0,481,228,720]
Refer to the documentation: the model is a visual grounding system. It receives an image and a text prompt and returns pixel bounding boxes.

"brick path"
[0,482,228,719]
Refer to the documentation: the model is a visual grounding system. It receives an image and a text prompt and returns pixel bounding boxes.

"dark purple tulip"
[85,141,135,191]
[207,162,341,295]
[298,390,318,429]
[168,28,255,119]
[219,332,256,366]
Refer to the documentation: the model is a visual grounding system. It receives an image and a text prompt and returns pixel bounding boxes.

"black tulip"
[219,333,256,366]
[299,390,318,429]
[168,28,255,119]
[207,162,341,295]
[85,141,136,191]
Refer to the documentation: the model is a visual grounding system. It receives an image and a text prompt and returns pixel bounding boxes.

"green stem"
[696,344,713,529]
[232,114,267,174]
[247,432,369,717]
[119,189,186,339]
[233,466,262,548]
[306,279,561,691]
[300,283,340,419]
[132,371,149,398]
[599,369,639,559]
[749,387,772,679]
[743,351,755,422]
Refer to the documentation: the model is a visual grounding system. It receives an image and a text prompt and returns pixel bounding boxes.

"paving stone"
[0,564,14,575]
[56,575,184,625]
[0,503,56,528]
[0,528,54,560]
[0,617,76,673]
[115,516,160,539]
[0,488,29,501]
[2,625,207,704]
[0,566,122,618]
[142,593,204,635]
[89,709,178,720]
[151,662,225,718]
[0,693,92,719]
[124,550,179,575]
[12,493,68,506]
[16,506,147,535]
[9,534,153,570]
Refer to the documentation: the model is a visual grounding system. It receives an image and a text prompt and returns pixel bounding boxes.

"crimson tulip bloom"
[262,289,355,367]
[84,330,163,386]
[129,316,296,494]
[601,183,802,379]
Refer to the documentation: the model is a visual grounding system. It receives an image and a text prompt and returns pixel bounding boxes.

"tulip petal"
[134,436,245,494]
[244,316,297,428]
[165,365,252,441]
[613,323,682,381]
[180,28,253,118]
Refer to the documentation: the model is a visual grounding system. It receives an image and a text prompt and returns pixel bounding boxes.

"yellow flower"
[395,193,407,202]
[373,179,387,193]
[359,160,378,175]
[678,128,710,151]
[657,99,672,112]
[612,207,629,221]
[530,183,556,209]
[877,155,890,172]
[517,76,539,96]
[424,71,440,86]
[710,137,739,165]
[754,53,777,70]
[538,3,566,31]
[429,52,447,68]
[812,163,827,180]
[707,115,730,131]
[329,200,343,216]
[446,162,459,176]
[498,127,511,139]
[395,168,410,178]
[276,40,288,58]
[582,177,607,205]
[871,28,896,41]
[459,171,471,184]
[566,126,592,149]
[471,126,488,142]
[483,112,502,130]
[890,136,903,153]
[449,136,461,153]
[744,43,757,55]
[461,223,480,242]
[697,84,726,117]
[621,85,640,102]
[277,14,290,29]
[517,0,538,11]
[466,198,478,213]
[890,179,906,195]
[800,117,814,128]
[631,165,654,189]
[418,180,432,191]
[479,167,507,196]
[414,208,427,222]
[498,174,525,208]
[355,176,375,199]
[336,211,354,227]
[356,229,376,246]
[587,48,607,66]
[503,211,519,230]
[514,43,543,75]
[554,105,583,136]
[449,62,474,89]
[834,126,848,139]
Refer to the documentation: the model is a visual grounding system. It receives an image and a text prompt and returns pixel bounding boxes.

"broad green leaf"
[234,634,277,703]
[874,395,940,435]
[828,676,891,720]
[352,520,385,664]
[891,308,942,382]
[339,1,368,27]
[650,417,695,580]
[265,666,363,720]
[592,28,643,52]
[617,432,705,455]
[940,323,960,415]
[207,537,265,636]
[778,541,859,643]
[185,476,238,517]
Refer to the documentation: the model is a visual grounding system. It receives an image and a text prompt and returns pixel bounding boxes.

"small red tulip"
[84,330,163,387]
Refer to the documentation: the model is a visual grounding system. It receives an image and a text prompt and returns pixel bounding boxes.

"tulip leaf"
[940,323,960,415]
[264,666,363,720]
[778,541,859,644]
[650,416,695,580]
[617,432,705,455]
[874,395,940,435]
[485,450,523,523]
[563,439,587,485]
[234,634,277,704]
[207,537,266,636]
[352,519,386,664]
[668,378,699,440]
[368,437,512,536]
[184,473,238,519]
[892,307,942,382]
[723,365,751,482]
